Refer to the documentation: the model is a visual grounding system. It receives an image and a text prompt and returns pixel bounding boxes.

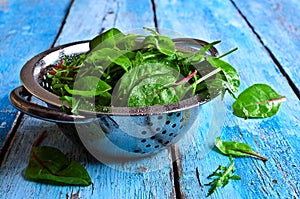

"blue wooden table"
[0,0,299,198]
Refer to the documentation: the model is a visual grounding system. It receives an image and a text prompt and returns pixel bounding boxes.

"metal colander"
[10,38,219,161]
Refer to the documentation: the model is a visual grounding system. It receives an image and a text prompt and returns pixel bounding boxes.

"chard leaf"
[143,27,159,35]
[215,137,267,161]
[232,84,286,118]
[206,57,240,94]
[25,146,92,186]
[113,62,192,107]
[190,40,221,63]
[89,28,124,50]
[155,35,175,56]
[65,76,111,97]
[84,48,132,72]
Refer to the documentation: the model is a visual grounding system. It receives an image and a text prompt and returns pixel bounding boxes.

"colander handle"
[10,86,92,123]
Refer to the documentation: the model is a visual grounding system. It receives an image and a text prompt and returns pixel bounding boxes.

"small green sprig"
[204,156,241,196]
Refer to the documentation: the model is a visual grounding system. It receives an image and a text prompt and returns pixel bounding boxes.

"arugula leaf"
[232,84,286,118]
[215,137,267,161]
[24,131,92,186]
[204,156,240,196]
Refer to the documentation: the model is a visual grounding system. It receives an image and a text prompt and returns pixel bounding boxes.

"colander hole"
[141,131,147,135]
[179,125,183,129]
[146,144,151,148]
[154,145,160,148]
[166,121,171,125]
[172,124,177,128]
[141,139,146,143]
[176,113,181,117]
[158,139,163,143]
[148,122,153,126]
[156,127,161,131]
[150,136,155,140]
[168,113,173,116]
[174,134,178,137]
[162,130,167,134]
[169,133,174,136]
[157,116,163,120]
[134,149,141,153]
[180,118,184,122]
[164,141,170,145]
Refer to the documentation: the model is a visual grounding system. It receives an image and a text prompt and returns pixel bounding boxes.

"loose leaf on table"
[24,131,92,186]
[203,156,241,196]
[215,137,267,161]
[232,83,286,118]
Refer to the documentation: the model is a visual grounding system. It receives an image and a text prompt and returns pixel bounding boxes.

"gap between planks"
[0,0,75,167]
[230,0,300,99]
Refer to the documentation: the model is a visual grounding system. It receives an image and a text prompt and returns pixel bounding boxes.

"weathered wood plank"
[0,0,177,198]
[0,116,176,199]
[155,0,300,198]
[0,0,72,158]
[232,0,300,97]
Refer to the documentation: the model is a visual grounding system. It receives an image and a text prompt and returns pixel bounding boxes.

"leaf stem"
[257,97,286,104]
[234,149,268,162]
[218,47,238,59]
[194,68,221,85]
[32,130,47,147]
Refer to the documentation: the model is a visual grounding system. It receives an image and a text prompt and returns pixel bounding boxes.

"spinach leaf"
[215,137,267,161]
[232,84,286,118]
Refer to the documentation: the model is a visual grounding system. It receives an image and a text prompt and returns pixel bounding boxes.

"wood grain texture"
[232,0,300,96]
[0,0,177,198]
[155,0,300,198]
[0,0,72,157]
[0,116,176,199]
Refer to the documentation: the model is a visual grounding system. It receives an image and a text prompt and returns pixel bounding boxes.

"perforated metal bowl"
[10,38,219,161]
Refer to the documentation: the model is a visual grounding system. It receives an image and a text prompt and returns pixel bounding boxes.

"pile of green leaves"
[46,27,285,117]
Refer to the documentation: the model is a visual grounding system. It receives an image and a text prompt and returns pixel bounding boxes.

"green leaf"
[84,48,132,72]
[65,76,112,97]
[204,156,240,196]
[25,146,92,186]
[128,75,179,107]
[155,35,175,56]
[215,137,267,161]
[143,27,159,36]
[89,28,124,50]
[206,57,240,94]
[190,40,221,62]
[232,84,286,118]
[113,62,192,107]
